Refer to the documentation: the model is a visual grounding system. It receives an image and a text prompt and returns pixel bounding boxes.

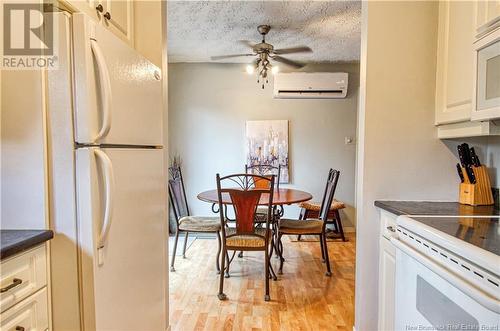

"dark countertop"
[1,230,54,260]
[375,201,500,217]
[410,216,500,256]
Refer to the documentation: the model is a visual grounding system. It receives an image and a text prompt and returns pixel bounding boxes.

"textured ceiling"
[167,1,361,64]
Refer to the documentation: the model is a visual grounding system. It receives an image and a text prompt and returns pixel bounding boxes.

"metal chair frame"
[277,169,340,276]
[216,173,275,301]
[168,166,224,274]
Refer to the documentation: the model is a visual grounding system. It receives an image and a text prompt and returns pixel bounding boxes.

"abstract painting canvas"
[246,120,289,183]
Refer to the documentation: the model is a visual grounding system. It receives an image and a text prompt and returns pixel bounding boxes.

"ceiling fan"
[210,25,313,88]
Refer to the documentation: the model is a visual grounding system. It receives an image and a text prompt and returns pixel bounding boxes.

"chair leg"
[170,229,180,272]
[278,234,284,274]
[269,237,277,281]
[322,232,332,276]
[335,210,347,242]
[297,208,306,241]
[264,243,270,301]
[225,250,231,278]
[319,234,326,263]
[218,246,227,300]
[215,231,221,274]
[182,231,189,258]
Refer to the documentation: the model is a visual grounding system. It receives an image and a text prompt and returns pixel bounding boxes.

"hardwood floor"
[169,234,355,331]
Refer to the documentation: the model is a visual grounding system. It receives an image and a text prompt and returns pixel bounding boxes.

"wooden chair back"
[168,166,190,225]
[216,174,275,241]
[318,169,341,221]
[245,164,281,189]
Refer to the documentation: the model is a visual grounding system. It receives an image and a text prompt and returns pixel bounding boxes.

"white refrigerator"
[47,12,167,331]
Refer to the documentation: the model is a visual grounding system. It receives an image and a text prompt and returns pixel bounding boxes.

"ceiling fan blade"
[238,40,256,49]
[210,54,255,60]
[272,56,305,69]
[273,46,312,55]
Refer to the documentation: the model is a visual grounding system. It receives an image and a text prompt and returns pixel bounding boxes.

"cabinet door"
[475,0,500,35]
[62,0,101,22]
[101,0,134,46]
[435,1,475,125]
[378,237,396,331]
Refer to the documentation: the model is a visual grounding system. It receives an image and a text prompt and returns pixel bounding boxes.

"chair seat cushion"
[299,199,345,211]
[279,219,324,234]
[178,216,221,232]
[225,227,270,248]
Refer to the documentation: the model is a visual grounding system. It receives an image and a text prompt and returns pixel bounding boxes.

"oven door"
[391,237,500,330]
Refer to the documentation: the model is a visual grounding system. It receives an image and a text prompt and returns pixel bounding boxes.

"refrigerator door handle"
[94,149,115,265]
[90,39,112,142]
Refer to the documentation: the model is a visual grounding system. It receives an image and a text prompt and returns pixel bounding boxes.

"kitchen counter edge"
[1,230,54,261]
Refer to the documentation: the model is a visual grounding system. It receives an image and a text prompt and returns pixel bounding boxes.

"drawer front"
[380,210,398,239]
[0,287,48,331]
[0,246,47,313]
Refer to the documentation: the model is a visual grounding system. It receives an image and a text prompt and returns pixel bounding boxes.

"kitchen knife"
[456,163,464,183]
[462,143,472,166]
[470,147,481,167]
[467,164,476,184]
[457,145,467,167]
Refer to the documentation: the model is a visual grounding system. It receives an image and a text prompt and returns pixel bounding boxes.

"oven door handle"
[390,236,500,314]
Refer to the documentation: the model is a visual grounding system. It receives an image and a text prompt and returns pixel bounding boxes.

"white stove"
[391,215,500,330]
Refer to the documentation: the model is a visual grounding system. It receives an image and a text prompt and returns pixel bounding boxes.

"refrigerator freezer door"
[72,13,163,146]
[75,147,167,330]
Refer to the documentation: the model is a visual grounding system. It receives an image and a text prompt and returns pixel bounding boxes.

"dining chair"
[216,173,275,301]
[168,165,222,272]
[277,169,340,276]
[297,199,347,242]
[245,164,281,222]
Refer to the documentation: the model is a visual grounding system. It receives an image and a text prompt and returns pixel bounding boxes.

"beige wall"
[168,62,359,226]
[355,2,461,329]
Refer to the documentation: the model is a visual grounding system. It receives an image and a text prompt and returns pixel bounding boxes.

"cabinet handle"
[16,326,25,331]
[104,12,111,20]
[96,4,103,12]
[386,226,396,233]
[0,278,22,293]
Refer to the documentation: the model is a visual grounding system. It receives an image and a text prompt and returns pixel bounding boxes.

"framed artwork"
[245,120,289,183]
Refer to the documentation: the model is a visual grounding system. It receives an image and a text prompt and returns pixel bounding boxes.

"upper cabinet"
[99,0,134,46]
[435,1,500,138]
[61,0,134,46]
[475,0,500,37]
[435,1,475,125]
[60,0,162,67]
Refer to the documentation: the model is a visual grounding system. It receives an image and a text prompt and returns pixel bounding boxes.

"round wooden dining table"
[197,188,313,206]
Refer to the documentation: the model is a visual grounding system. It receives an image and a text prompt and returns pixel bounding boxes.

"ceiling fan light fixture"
[245,65,255,74]
[213,25,311,89]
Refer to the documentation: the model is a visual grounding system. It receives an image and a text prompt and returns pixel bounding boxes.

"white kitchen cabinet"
[61,0,134,46]
[0,245,51,331]
[435,0,476,125]
[100,0,134,45]
[475,0,500,38]
[378,210,397,331]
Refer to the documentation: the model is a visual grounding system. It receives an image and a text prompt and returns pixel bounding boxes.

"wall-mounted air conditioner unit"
[273,72,348,99]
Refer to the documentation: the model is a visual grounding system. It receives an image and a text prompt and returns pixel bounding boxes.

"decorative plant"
[169,154,182,179]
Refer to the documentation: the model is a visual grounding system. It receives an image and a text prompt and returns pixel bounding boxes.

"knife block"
[459,165,494,206]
